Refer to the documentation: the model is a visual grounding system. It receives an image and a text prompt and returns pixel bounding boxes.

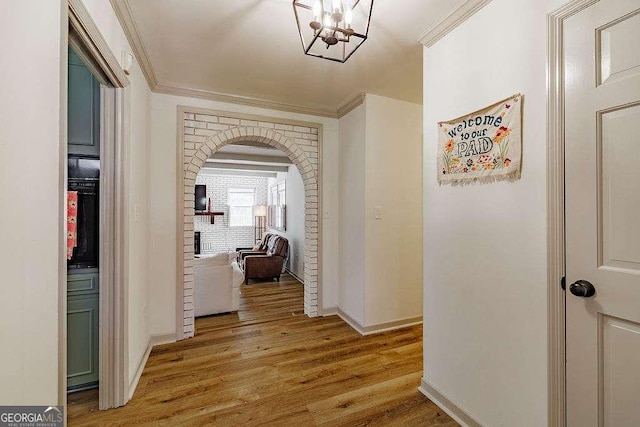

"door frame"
[547,1,601,426]
[62,0,130,410]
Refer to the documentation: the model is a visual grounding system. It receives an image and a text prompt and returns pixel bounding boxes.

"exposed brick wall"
[194,173,269,254]
[181,110,320,337]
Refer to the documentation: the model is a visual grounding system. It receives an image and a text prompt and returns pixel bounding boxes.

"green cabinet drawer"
[67,295,99,389]
[67,269,99,297]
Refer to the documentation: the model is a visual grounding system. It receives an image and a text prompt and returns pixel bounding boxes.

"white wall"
[75,0,152,385]
[0,0,151,404]
[0,0,65,405]
[270,165,306,279]
[364,95,423,326]
[422,0,564,425]
[337,96,423,328]
[195,172,268,254]
[338,104,367,324]
[148,93,340,336]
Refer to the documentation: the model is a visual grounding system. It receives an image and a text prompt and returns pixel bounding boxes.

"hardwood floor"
[68,274,456,426]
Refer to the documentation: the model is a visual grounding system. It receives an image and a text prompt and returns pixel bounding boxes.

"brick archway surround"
[178,107,321,338]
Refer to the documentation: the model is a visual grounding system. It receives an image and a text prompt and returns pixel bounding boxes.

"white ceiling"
[117,0,466,114]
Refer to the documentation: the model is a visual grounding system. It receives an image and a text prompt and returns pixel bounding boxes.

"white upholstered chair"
[194,253,243,317]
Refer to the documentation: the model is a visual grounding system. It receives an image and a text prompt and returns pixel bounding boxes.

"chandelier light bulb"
[332,0,342,12]
[344,7,353,25]
[323,14,332,28]
[312,0,322,19]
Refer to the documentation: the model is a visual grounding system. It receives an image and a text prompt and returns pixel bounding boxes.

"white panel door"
[565,0,640,426]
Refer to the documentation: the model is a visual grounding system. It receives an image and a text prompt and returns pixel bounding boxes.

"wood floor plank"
[308,372,455,426]
[68,275,457,426]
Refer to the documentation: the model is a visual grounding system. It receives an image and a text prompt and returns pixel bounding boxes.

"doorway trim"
[176,106,323,340]
[547,1,600,425]
[64,0,130,410]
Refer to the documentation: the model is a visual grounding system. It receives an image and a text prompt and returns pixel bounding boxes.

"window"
[268,181,286,231]
[228,188,255,227]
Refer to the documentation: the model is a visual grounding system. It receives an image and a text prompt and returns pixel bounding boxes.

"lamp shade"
[253,205,268,217]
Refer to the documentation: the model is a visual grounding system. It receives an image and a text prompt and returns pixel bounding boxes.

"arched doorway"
[176,107,322,339]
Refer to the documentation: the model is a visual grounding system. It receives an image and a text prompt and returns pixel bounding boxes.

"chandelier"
[292,0,374,63]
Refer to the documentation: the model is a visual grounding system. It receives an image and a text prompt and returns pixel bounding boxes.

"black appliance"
[195,184,207,211]
[68,158,100,269]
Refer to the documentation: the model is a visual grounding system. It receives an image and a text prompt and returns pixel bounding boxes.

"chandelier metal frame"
[292,0,374,63]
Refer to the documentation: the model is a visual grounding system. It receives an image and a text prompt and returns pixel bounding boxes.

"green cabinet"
[67,269,99,390]
[68,47,100,157]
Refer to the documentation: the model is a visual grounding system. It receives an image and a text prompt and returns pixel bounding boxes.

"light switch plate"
[323,210,331,219]
[134,204,140,223]
[374,205,383,220]
[122,51,134,75]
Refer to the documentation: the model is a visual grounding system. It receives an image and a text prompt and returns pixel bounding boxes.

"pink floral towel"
[67,191,78,260]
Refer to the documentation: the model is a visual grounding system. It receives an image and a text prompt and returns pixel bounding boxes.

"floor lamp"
[253,205,267,243]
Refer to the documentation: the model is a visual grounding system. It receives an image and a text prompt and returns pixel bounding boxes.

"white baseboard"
[418,379,482,427]
[127,332,177,399]
[321,306,338,316]
[151,332,177,346]
[128,338,152,400]
[284,268,304,284]
[337,309,423,336]
[337,309,367,334]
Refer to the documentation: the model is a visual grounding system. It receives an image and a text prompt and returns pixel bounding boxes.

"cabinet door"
[67,295,99,389]
[68,47,100,157]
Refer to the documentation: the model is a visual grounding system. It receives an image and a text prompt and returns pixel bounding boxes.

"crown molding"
[156,83,339,118]
[336,92,366,118]
[179,105,324,129]
[110,0,158,88]
[110,0,369,119]
[418,0,492,47]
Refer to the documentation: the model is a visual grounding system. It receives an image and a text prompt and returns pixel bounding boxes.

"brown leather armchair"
[240,234,289,284]
[236,233,273,262]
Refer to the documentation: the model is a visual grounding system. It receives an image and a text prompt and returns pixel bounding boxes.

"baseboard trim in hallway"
[419,379,482,427]
[284,268,304,284]
[151,332,177,346]
[338,308,423,336]
[128,338,152,400]
[321,305,338,316]
[128,333,177,399]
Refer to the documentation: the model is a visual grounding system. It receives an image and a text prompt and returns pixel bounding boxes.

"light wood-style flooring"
[68,274,456,426]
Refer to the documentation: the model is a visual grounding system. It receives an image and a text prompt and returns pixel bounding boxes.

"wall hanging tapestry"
[438,93,522,185]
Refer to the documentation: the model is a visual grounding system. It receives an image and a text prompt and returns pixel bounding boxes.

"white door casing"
[67,0,131,410]
[565,0,640,425]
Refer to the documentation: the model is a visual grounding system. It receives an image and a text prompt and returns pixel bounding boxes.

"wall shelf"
[195,211,225,224]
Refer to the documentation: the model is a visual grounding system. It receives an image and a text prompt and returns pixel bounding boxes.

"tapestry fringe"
[439,170,521,186]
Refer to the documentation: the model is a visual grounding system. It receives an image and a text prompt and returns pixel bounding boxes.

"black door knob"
[569,280,596,298]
